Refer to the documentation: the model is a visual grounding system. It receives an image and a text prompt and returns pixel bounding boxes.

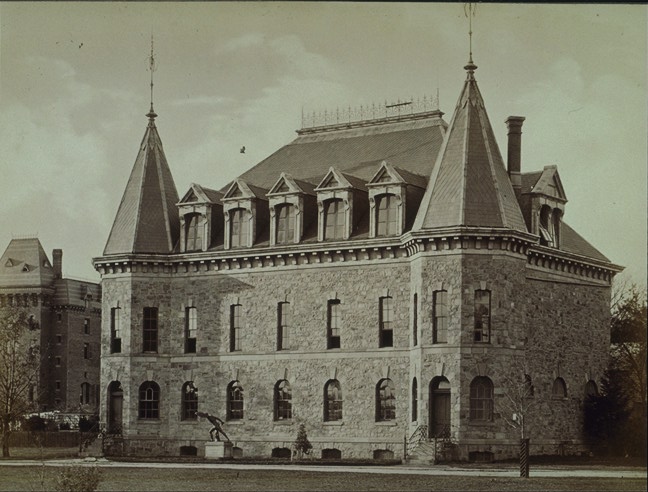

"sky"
[0,2,646,286]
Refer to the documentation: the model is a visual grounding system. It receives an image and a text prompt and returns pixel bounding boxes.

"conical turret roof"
[412,62,526,232]
[103,110,180,255]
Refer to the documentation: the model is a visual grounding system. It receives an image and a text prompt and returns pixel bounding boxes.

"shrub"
[54,466,101,492]
[23,415,47,432]
[293,423,312,458]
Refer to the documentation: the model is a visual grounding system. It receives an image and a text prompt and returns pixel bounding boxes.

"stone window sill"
[323,421,344,426]
[273,420,294,426]
[375,421,397,426]
[137,419,161,424]
[226,420,245,425]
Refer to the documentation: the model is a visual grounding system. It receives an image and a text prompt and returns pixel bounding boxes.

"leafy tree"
[0,306,40,457]
[293,423,312,459]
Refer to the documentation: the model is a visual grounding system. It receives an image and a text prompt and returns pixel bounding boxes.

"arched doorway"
[107,381,123,434]
[429,377,451,438]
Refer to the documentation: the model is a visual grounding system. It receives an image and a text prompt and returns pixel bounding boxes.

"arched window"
[274,380,292,421]
[552,209,562,248]
[324,199,345,240]
[276,204,295,244]
[411,377,418,422]
[138,381,160,419]
[552,377,567,399]
[324,379,342,421]
[376,378,396,422]
[230,208,249,248]
[584,380,598,397]
[185,214,204,251]
[181,381,198,421]
[376,194,398,236]
[470,377,493,421]
[227,381,244,420]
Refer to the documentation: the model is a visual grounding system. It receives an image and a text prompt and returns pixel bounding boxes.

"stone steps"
[407,441,436,466]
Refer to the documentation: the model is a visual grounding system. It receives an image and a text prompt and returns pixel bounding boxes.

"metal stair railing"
[405,424,428,459]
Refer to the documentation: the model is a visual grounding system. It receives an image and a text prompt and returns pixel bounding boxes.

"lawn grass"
[0,466,645,492]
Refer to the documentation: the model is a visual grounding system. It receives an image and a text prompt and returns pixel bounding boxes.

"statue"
[196,411,230,442]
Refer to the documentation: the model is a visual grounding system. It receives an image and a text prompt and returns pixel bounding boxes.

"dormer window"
[539,205,554,247]
[324,199,345,240]
[275,204,295,244]
[367,161,416,239]
[267,173,315,246]
[222,179,269,250]
[376,194,399,236]
[185,214,204,252]
[523,166,566,250]
[315,167,367,242]
[229,208,249,248]
[177,184,223,253]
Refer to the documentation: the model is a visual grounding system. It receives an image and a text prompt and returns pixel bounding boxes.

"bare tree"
[497,358,537,478]
[0,306,40,457]
[609,279,647,456]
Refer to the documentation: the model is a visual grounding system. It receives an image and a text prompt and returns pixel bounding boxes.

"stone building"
[93,57,621,460]
[0,238,101,418]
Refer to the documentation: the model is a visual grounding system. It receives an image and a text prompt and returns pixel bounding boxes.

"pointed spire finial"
[463,3,478,76]
[147,34,158,122]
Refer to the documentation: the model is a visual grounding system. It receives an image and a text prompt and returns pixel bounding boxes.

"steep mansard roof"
[103,112,180,255]
[412,63,527,232]
[234,112,448,190]
[0,238,54,288]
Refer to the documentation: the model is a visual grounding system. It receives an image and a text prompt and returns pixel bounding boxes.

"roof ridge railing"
[301,95,440,130]
[11,233,39,239]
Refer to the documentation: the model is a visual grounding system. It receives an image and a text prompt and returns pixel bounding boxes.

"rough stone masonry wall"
[522,268,610,455]
[455,254,610,460]
[101,259,417,458]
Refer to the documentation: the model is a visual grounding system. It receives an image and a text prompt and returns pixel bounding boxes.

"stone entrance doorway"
[430,377,451,437]
[108,381,123,434]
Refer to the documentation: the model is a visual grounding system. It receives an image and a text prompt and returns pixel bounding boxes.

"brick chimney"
[52,249,62,279]
[506,116,525,199]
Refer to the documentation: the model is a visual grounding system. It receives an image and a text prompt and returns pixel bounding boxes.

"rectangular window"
[55,380,61,391]
[55,356,61,367]
[413,293,418,346]
[83,342,90,359]
[84,318,90,334]
[57,312,62,322]
[143,307,158,353]
[185,306,197,354]
[230,304,241,352]
[379,296,393,348]
[56,334,62,344]
[327,300,341,349]
[474,290,491,343]
[324,200,345,240]
[277,302,289,350]
[433,290,448,343]
[230,209,249,248]
[110,307,121,354]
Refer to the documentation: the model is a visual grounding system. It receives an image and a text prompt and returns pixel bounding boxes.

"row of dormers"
[177,161,426,252]
[177,161,569,254]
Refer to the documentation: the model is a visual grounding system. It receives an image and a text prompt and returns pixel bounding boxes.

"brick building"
[93,57,621,460]
[0,238,101,418]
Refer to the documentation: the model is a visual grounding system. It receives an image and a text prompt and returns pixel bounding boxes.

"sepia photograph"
[0,2,646,491]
